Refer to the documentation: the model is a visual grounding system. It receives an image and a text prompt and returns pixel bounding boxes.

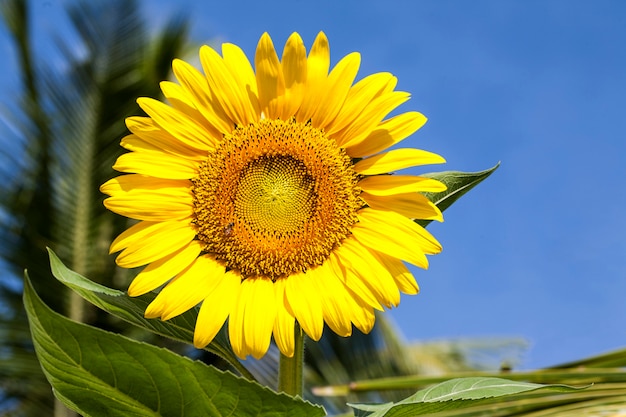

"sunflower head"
[101,31,446,360]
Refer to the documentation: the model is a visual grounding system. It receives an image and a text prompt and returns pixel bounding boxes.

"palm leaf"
[0,0,191,414]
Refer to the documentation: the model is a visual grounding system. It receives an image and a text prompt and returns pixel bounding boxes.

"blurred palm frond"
[0,0,190,414]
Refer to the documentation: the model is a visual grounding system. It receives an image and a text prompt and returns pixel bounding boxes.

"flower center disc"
[192,119,361,279]
[236,156,314,234]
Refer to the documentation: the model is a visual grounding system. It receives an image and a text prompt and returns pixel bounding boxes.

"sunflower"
[101,32,446,360]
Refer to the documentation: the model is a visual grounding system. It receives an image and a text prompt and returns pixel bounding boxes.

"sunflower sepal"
[46,248,254,380]
[23,274,326,417]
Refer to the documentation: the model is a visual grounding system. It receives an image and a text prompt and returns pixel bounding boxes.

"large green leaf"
[47,248,253,380]
[23,274,326,417]
[348,377,579,417]
[417,163,500,227]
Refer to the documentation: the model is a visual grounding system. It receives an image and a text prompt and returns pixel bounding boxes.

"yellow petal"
[222,43,260,116]
[280,32,307,119]
[101,174,191,195]
[115,231,195,272]
[326,252,378,331]
[255,32,284,119]
[353,208,442,269]
[160,80,196,109]
[103,194,192,222]
[159,80,222,142]
[128,240,203,296]
[171,58,233,134]
[332,272,376,334]
[311,262,352,337]
[296,31,330,122]
[112,220,196,268]
[326,72,394,136]
[113,151,200,179]
[361,191,443,222]
[308,32,330,72]
[124,118,205,160]
[273,278,296,357]
[339,238,400,309]
[200,45,257,125]
[119,134,147,152]
[285,270,324,341]
[101,175,193,221]
[353,148,445,175]
[145,254,226,321]
[329,249,383,311]
[109,220,152,253]
[380,73,398,94]
[336,91,410,148]
[137,97,215,152]
[228,282,249,359]
[371,251,419,295]
[346,111,427,157]
[229,277,277,359]
[359,175,446,196]
[311,52,361,129]
[194,270,241,348]
[346,295,376,334]
[120,133,203,161]
[242,278,277,359]
[222,43,258,96]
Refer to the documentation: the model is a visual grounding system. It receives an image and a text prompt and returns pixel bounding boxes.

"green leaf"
[46,248,253,380]
[417,163,500,227]
[23,274,326,417]
[348,377,580,417]
[550,346,626,369]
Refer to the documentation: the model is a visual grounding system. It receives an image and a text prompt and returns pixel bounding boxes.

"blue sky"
[3,0,625,370]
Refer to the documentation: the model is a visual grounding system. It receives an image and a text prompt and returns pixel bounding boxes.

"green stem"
[278,322,305,396]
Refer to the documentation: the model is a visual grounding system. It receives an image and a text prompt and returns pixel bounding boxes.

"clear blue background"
[2,0,624,370]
